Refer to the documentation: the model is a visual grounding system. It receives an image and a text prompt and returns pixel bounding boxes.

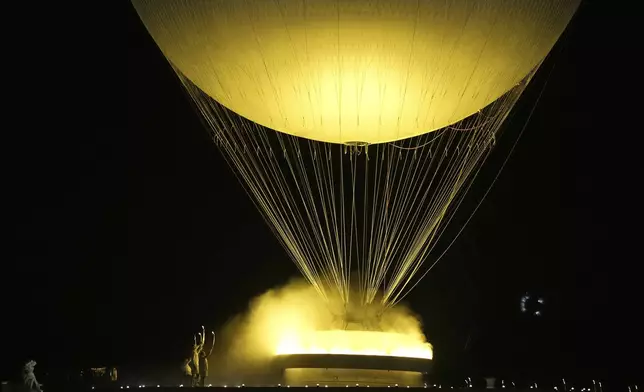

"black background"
[4,0,641,386]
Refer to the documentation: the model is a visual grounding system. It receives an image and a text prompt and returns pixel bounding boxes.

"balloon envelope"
[133,0,579,144]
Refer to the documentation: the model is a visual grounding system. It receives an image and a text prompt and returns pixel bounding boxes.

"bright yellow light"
[276,330,433,360]
[214,280,433,375]
[133,0,579,144]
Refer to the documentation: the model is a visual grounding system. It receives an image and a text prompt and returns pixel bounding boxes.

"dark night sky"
[4,0,641,385]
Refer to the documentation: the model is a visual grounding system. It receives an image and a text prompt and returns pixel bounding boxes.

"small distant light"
[120,387,123,390]
[325,386,328,388]
[538,298,544,304]
[92,387,95,390]
[287,386,290,388]
[157,386,160,388]
[224,386,227,388]
[305,386,309,388]
[317,384,320,387]
[179,385,183,388]
[278,384,281,387]
[127,387,130,389]
[208,385,212,388]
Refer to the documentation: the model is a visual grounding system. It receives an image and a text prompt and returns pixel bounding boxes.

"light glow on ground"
[276,330,433,359]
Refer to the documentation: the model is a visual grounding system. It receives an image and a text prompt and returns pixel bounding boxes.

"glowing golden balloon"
[133,0,579,144]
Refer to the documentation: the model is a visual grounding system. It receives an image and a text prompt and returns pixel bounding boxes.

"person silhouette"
[182,357,192,386]
[23,360,42,392]
[190,326,206,387]
[198,331,215,387]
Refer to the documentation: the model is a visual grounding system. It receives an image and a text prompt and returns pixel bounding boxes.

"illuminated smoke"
[211,278,432,380]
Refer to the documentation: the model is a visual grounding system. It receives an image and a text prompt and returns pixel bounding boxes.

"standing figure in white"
[190,326,206,387]
[23,360,42,392]
[198,331,215,387]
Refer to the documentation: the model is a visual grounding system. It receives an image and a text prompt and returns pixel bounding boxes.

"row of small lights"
[93,382,638,390]
[107,385,417,389]
[103,385,436,389]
